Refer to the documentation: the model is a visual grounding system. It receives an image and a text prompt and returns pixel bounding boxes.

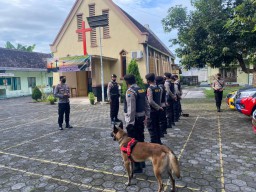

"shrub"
[32,86,42,101]
[88,92,95,105]
[121,59,145,101]
[47,94,56,104]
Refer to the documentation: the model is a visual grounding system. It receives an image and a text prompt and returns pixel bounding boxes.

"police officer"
[124,74,150,173]
[145,73,163,144]
[107,74,121,123]
[173,74,182,120]
[164,72,176,128]
[54,76,73,130]
[156,76,167,137]
[212,73,225,112]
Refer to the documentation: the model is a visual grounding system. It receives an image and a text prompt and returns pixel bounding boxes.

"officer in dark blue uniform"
[145,73,163,144]
[156,76,167,137]
[124,74,150,173]
[107,74,121,123]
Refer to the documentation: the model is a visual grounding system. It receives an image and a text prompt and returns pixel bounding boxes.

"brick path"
[0,96,255,192]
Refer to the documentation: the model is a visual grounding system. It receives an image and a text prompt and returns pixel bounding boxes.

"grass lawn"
[204,86,242,99]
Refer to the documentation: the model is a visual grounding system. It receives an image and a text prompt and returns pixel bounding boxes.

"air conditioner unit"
[136,51,143,59]
[131,51,143,60]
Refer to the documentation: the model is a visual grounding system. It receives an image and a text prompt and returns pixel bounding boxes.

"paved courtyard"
[0,93,255,192]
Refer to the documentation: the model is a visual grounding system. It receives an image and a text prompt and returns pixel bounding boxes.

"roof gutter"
[0,67,47,72]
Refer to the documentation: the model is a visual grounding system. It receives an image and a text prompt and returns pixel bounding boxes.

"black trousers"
[126,116,145,170]
[166,100,174,127]
[110,95,119,120]
[58,103,70,127]
[147,111,161,144]
[159,107,167,135]
[173,99,181,121]
[215,91,223,108]
[127,116,145,142]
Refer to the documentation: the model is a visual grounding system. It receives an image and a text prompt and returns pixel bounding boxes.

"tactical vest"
[159,84,166,103]
[110,81,119,96]
[124,86,146,113]
[148,85,161,106]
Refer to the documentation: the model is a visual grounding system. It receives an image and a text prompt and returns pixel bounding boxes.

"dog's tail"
[168,151,180,178]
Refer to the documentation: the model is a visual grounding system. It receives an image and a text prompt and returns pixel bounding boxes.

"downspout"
[146,44,149,73]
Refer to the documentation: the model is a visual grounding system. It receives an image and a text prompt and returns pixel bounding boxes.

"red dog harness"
[120,138,137,161]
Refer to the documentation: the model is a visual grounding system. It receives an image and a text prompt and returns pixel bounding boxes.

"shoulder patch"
[138,89,145,93]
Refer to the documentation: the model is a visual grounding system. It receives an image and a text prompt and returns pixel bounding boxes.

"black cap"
[111,74,117,78]
[124,74,136,85]
[60,76,65,80]
[145,73,155,82]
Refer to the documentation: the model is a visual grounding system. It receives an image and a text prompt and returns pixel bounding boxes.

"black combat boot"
[133,162,143,174]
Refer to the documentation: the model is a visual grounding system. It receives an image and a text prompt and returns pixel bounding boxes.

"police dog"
[111,122,180,192]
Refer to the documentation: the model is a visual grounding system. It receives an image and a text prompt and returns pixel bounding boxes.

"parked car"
[251,109,256,134]
[226,91,237,110]
[235,88,256,116]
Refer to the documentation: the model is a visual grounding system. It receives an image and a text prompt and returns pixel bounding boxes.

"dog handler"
[124,74,150,173]
[54,76,73,130]
[107,74,121,123]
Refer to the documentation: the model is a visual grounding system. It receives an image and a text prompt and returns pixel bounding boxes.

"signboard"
[87,14,109,28]
[0,73,14,77]
[47,55,91,72]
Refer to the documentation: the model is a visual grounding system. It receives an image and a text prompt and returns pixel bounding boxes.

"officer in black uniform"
[107,74,121,123]
[156,76,167,137]
[145,73,163,144]
[164,72,176,128]
[124,74,150,173]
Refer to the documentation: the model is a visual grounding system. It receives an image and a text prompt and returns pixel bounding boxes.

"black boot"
[133,162,143,173]
[217,106,221,112]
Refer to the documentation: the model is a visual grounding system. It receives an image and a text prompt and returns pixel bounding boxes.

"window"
[28,77,36,88]
[48,77,53,87]
[120,51,127,77]
[0,78,11,86]
[77,14,83,41]
[89,4,97,46]
[12,77,21,90]
[102,9,110,38]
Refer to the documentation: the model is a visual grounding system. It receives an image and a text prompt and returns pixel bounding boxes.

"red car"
[236,95,256,116]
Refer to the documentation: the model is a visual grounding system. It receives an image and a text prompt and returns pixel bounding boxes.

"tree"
[4,41,36,52]
[121,59,145,99]
[32,86,42,101]
[162,0,256,73]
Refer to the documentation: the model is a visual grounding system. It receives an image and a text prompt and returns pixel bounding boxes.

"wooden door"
[76,71,88,96]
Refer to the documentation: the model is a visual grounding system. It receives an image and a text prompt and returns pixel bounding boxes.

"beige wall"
[51,0,173,88]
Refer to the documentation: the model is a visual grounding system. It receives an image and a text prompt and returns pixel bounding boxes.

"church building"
[50,0,176,100]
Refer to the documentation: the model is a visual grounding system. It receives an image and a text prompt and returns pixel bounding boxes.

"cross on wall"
[76,21,92,56]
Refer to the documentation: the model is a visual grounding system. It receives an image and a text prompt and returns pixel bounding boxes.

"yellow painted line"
[217,115,225,192]
[3,131,59,150]
[178,116,199,161]
[0,164,115,192]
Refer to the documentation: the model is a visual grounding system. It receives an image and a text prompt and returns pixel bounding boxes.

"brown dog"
[111,123,180,192]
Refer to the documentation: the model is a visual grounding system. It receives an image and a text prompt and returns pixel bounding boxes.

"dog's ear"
[113,124,119,134]
[119,122,123,129]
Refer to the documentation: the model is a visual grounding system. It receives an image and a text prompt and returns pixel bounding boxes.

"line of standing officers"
[108,72,182,173]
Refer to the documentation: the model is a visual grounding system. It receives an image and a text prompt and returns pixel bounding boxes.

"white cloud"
[0,0,192,60]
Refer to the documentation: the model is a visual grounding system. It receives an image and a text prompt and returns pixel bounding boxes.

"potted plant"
[88,92,95,105]
[47,94,56,105]
[32,86,42,102]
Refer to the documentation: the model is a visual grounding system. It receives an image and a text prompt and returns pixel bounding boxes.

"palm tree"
[4,41,36,52]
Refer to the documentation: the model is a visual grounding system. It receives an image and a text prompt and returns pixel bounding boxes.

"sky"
[0,0,192,63]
